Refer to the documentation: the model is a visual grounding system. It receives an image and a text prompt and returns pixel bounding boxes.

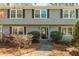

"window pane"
[63,10,69,18]
[70,10,75,18]
[11,10,16,18]
[34,10,40,18]
[17,10,23,18]
[18,27,24,35]
[41,10,46,18]
[12,27,17,34]
[68,28,72,35]
[62,28,66,35]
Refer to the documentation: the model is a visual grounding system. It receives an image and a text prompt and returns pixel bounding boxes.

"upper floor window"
[10,9,23,19]
[0,10,4,18]
[63,10,76,19]
[34,9,47,19]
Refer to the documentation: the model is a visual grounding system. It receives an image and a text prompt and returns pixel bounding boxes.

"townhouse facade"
[0,3,79,40]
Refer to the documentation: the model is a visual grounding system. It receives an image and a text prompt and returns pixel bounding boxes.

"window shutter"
[60,9,63,18]
[59,27,61,32]
[47,9,49,18]
[32,9,34,18]
[24,27,26,35]
[7,9,10,18]
[23,9,25,18]
[76,9,78,18]
[10,27,12,34]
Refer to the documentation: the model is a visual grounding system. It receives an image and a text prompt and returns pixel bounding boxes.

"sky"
[0,0,78,3]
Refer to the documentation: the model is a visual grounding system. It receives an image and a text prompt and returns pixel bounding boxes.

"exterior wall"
[26,26,40,33]
[2,25,60,40]
[3,26,10,35]
[0,9,79,25]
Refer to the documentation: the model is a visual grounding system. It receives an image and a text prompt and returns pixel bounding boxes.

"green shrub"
[28,31,40,43]
[61,35,74,46]
[50,31,63,43]
[74,21,79,46]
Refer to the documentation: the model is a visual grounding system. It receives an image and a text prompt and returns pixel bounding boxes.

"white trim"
[10,9,23,19]
[63,9,76,19]
[12,26,24,35]
[34,9,47,19]
[0,24,3,39]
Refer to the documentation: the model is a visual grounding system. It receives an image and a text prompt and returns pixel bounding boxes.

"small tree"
[74,21,79,46]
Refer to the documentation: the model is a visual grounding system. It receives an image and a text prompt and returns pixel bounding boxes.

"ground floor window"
[61,26,73,35]
[12,26,24,35]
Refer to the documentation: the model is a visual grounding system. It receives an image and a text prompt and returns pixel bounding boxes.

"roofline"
[1,6,79,9]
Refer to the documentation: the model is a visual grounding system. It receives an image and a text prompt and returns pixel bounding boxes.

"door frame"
[40,26,49,40]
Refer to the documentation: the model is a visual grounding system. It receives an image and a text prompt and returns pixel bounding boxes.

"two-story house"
[0,3,79,40]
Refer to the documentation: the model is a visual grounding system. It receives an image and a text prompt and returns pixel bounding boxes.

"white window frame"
[12,26,24,35]
[0,25,2,39]
[61,26,74,35]
[63,9,76,19]
[10,9,23,19]
[34,9,47,19]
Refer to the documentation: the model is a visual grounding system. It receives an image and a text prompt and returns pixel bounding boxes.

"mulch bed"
[0,43,40,56]
[48,43,78,56]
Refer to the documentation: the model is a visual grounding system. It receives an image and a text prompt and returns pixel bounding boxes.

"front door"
[41,27,48,39]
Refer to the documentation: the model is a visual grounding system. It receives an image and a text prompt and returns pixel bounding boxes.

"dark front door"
[41,27,48,39]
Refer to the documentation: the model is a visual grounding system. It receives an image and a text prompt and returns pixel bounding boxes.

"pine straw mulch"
[0,43,40,56]
[48,43,77,56]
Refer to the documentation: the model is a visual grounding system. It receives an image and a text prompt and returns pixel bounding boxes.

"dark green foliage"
[73,21,79,46]
[28,31,40,43]
[50,31,63,43]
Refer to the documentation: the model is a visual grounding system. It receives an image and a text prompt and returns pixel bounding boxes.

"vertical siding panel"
[32,9,34,18]
[10,27,12,34]
[23,9,25,18]
[59,26,61,32]
[47,9,49,18]
[60,9,63,18]
[76,9,78,18]
[24,27,26,35]
[7,9,10,18]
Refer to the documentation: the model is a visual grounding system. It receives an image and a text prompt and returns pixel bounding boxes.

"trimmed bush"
[28,31,40,43]
[61,35,74,46]
[50,31,63,43]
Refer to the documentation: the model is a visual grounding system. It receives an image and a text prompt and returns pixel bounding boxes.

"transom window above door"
[34,9,47,19]
[10,9,23,19]
[63,9,76,19]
